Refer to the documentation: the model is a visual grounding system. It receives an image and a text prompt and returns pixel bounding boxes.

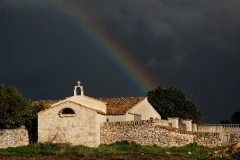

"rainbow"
[46,0,159,95]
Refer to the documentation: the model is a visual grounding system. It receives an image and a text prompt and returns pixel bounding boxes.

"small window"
[59,108,76,117]
[62,108,75,114]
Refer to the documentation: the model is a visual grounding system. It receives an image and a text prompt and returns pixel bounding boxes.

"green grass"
[0,143,64,155]
[0,141,231,160]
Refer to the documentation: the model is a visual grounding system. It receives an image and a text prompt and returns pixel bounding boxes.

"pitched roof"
[98,97,146,115]
[36,97,146,115]
[36,100,105,115]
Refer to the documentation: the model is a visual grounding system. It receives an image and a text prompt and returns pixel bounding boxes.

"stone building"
[100,97,161,122]
[38,81,161,147]
[38,81,106,147]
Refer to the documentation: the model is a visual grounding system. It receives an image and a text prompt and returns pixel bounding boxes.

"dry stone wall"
[100,119,194,147]
[194,132,222,147]
[0,126,29,148]
[232,132,240,143]
[100,119,224,147]
[0,119,227,149]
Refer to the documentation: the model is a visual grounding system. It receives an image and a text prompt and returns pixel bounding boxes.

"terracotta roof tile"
[98,97,146,115]
[35,97,146,115]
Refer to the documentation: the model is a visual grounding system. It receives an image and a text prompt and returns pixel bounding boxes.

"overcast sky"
[1,0,239,123]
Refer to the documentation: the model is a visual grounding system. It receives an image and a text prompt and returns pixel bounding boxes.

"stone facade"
[194,132,222,147]
[231,132,240,143]
[38,101,105,147]
[100,119,194,147]
[0,126,29,148]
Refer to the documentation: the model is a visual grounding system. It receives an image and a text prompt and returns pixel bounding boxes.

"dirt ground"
[0,152,191,160]
[1,148,239,160]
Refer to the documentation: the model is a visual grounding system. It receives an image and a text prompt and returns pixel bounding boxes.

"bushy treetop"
[231,109,240,124]
[147,86,202,123]
[0,84,44,129]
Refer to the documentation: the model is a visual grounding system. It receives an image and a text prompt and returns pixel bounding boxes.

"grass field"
[0,141,239,159]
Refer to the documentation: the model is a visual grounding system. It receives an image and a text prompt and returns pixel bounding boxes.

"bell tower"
[74,81,84,96]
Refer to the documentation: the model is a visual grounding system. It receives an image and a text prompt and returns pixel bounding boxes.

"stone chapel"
[38,81,161,147]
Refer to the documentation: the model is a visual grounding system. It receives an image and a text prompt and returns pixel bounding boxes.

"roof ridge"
[83,95,107,104]
[98,96,146,99]
[38,100,105,115]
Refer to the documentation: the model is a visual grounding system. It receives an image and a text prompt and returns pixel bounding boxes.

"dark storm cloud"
[81,0,240,59]
[0,0,239,123]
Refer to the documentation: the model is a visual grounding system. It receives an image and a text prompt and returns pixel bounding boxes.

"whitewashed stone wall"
[179,119,192,131]
[0,126,29,148]
[100,119,194,147]
[38,101,105,147]
[167,117,179,128]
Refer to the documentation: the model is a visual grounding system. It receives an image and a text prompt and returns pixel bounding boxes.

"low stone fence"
[0,126,29,148]
[100,119,224,148]
[197,124,240,144]
[226,132,240,144]
[194,132,222,147]
[100,119,194,147]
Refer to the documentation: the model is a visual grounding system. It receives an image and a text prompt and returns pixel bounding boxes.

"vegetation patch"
[1,141,238,159]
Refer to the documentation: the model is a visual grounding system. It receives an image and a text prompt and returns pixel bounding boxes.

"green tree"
[0,84,44,142]
[147,86,202,123]
[25,100,44,143]
[0,84,31,129]
[231,110,240,124]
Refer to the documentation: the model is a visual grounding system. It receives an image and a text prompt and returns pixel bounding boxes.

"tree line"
[220,110,240,124]
[147,86,202,123]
